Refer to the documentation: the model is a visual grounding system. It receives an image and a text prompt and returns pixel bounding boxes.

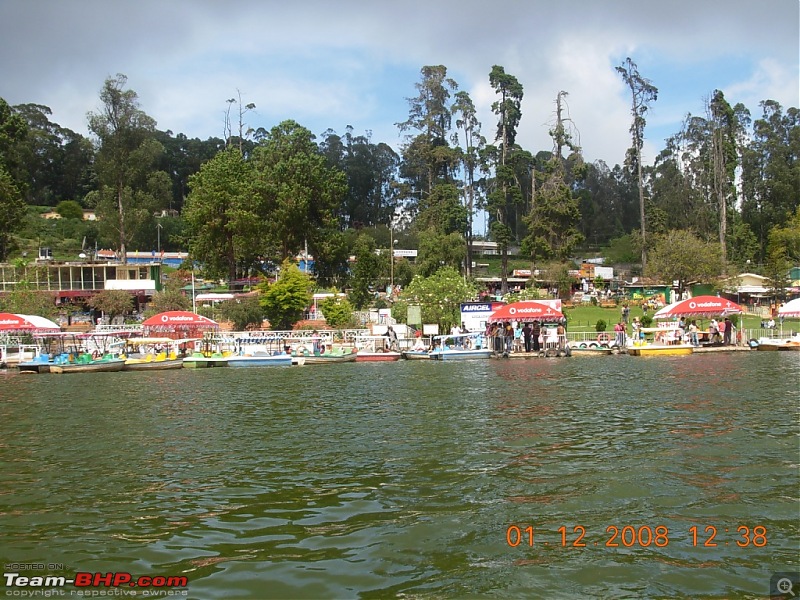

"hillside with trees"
[0,62,797,301]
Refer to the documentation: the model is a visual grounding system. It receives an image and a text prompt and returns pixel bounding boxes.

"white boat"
[227,352,293,367]
[401,349,432,360]
[429,333,492,360]
[753,335,800,351]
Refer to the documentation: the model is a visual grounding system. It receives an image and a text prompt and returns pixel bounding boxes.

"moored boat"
[121,337,185,371]
[627,343,694,357]
[227,352,293,367]
[294,347,358,364]
[354,335,401,362]
[50,354,125,374]
[428,333,492,360]
[569,345,614,356]
[182,352,229,368]
[401,350,431,360]
[753,336,800,351]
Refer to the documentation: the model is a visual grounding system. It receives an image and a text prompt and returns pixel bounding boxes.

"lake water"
[0,352,798,599]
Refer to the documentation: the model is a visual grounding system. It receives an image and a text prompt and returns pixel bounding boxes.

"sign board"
[422,324,439,335]
[594,266,614,280]
[407,304,422,326]
[460,301,504,333]
[394,249,418,257]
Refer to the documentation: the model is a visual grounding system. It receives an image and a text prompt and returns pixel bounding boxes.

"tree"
[258,260,313,330]
[399,266,476,332]
[318,296,354,328]
[523,91,584,268]
[396,65,459,194]
[319,127,400,229]
[251,120,347,261]
[0,167,25,260]
[616,58,658,270]
[87,74,163,262]
[488,65,524,294]
[56,200,84,220]
[87,289,134,321]
[216,297,264,330]
[144,288,191,317]
[451,90,485,277]
[348,234,382,309]
[415,229,466,277]
[11,103,94,205]
[740,101,800,262]
[0,98,28,260]
[645,230,722,297]
[183,147,257,282]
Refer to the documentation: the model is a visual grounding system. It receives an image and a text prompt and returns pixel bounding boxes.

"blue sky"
[1,0,798,171]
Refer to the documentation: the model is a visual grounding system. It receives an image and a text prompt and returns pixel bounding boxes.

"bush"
[641,315,653,328]
[595,319,607,332]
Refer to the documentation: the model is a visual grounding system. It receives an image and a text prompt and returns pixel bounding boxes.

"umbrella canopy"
[141,311,218,333]
[778,298,800,317]
[488,301,565,323]
[653,296,743,319]
[0,313,61,333]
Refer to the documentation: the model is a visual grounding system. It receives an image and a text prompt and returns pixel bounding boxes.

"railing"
[94,324,144,334]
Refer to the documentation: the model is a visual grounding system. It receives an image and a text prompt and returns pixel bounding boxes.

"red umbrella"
[142,311,218,335]
[0,313,61,333]
[653,296,743,319]
[488,301,565,323]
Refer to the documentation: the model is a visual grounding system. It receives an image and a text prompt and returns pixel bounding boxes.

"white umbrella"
[778,298,800,317]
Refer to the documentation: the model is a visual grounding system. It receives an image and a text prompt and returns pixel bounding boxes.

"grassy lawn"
[564,304,799,335]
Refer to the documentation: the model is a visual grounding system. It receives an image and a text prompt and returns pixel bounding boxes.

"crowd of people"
[485,320,567,354]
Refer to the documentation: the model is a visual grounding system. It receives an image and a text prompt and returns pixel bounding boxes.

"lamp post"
[390,235,396,289]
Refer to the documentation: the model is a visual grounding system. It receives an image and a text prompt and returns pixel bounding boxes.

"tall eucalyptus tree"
[523,91,584,268]
[740,101,800,263]
[616,58,658,270]
[451,90,485,277]
[488,65,524,294]
[87,74,164,263]
[396,65,461,240]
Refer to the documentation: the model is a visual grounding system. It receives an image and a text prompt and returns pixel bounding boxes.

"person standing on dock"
[522,322,533,353]
[531,320,541,353]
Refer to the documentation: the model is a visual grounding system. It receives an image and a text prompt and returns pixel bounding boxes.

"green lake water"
[0,352,798,599]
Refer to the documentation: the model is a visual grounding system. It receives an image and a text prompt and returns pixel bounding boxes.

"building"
[0,259,162,306]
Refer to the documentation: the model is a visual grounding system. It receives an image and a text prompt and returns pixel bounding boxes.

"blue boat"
[226,352,293,367]
[429,333,493,360]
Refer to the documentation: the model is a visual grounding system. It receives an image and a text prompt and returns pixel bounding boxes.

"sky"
[1,0,798,170]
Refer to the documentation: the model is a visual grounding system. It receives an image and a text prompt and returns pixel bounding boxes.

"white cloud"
[1,0,797,167]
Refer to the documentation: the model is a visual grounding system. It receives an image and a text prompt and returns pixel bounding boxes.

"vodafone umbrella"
[653,296,743,319]
[778,298,800,318]
[142,311,218,335]
[0,313,61,333]
[488,301,565,323]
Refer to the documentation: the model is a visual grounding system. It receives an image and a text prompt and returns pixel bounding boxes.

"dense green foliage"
[0,63,797,308]
[86,289,135,320]
[216,297,264,330]
[318,296,355,328]
[258,261,313,330]
[397,267,477,332]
